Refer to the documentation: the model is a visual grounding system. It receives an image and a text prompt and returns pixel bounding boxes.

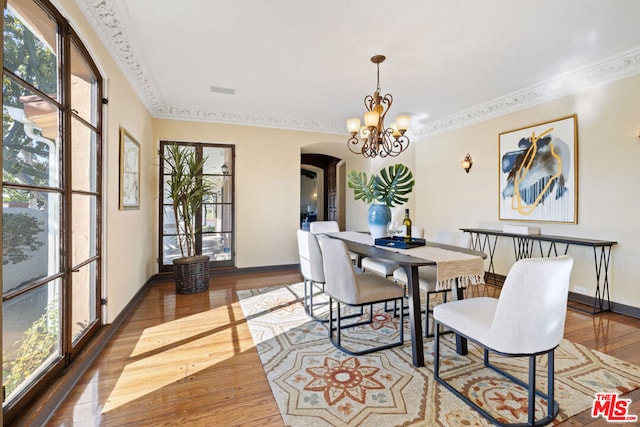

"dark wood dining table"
[328,232,487,368]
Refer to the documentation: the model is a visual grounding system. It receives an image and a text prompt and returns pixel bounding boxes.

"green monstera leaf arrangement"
[347,164,415,208]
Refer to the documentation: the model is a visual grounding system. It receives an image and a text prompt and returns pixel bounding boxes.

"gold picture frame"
[498,115,578,223]
[119,128,140,210]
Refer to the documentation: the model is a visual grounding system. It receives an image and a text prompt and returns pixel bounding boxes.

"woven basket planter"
[173,255,210,294]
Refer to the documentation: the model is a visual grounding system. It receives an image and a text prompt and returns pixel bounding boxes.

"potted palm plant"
[161,143,216,294]
[347,163,415,238]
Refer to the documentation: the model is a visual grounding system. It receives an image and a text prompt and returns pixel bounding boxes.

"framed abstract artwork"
[498,115,578,223]
[119,128,140,210]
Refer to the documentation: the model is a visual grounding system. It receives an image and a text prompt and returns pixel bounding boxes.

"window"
[2,0,103,421]
[159,141,235,271]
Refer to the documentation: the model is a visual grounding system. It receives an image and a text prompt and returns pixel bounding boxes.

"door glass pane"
[202,204,232,232]
[70,39,99,126]
[71,261,96,344]
[3,189,61,292]
[163,235,182,264]
[71,117,97,192]
[3,81,60,188]
[3,3,59,100]
[203,232,232,261]
[162,205,177,235]
[162,144,194,174]
[203,176,232,204]
[2,280,61,402]
[71,194,97,266]
[203,146,232,175]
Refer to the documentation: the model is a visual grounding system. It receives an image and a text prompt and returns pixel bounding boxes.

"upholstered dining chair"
[309,220,358,264]
[316,234,406,355]
[309,220,340,234]
[393,230,472,337]
[433,255,573,426]
[361,226,425,277]
[297,230,328,322]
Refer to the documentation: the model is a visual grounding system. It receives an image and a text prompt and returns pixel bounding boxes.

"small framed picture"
[498,115,578,223]
[119,128,140,210]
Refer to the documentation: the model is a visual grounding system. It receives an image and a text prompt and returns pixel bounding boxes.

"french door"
[159,141,235,271]
[2,0,103,420]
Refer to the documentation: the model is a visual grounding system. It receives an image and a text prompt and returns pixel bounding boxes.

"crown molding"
[77,0,165,113]
[414,46,640,138]
[77,0,640,137]
[154,105,345,134]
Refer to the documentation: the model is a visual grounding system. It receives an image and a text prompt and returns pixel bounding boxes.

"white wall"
[414,73,640,307]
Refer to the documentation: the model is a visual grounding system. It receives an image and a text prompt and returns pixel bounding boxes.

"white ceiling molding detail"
[78,0,165,113]
[154,105,346,134]
[414,47,640,139]
[77,0,640,137]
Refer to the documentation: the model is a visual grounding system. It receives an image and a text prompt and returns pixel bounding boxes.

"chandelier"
[346,55,410,158]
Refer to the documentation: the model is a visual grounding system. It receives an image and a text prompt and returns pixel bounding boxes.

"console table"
[460,228,617,315]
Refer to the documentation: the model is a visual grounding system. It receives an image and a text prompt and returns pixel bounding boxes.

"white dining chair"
[361,226,425,277]
[433,255,573,426]
[316,234,406,355]
[296,230,328,322]
[393,230,472,337]
[309,221,358,265]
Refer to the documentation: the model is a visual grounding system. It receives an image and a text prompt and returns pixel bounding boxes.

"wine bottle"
[403,209,412,242]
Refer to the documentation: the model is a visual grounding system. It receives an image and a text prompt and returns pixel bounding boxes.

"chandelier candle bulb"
[347,118,361,135]
[390,123,401,137]
[395,115,410,132]
[364,110,380,128]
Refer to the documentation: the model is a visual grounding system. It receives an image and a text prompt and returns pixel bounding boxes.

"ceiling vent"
[209,85,236,95]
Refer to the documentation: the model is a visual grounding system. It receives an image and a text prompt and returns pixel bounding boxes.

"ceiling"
[75,0,640,138]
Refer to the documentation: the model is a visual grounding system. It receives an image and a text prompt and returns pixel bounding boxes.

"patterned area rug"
[237,283,640,426]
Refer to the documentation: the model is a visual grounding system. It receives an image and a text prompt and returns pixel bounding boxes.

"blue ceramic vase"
[367,203,391,239]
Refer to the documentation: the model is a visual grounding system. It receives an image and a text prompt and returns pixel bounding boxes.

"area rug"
[237,283,640,426]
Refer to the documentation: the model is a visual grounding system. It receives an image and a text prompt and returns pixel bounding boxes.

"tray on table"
[374,236,426,249]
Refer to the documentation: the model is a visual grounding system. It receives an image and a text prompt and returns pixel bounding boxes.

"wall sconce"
[221,163,229,175]
[461,153,473,173]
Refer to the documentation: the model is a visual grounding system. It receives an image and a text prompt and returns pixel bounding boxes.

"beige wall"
[414,73,640,307]
[55,0,156,321]
[153,120,366,269]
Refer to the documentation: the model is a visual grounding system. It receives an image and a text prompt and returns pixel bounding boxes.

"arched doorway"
[300,153,343,229]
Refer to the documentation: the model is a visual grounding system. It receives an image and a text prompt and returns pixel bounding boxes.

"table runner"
[330,231,485,291]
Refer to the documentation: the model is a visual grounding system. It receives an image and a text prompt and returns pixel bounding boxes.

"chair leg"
[424,294,430,337]
[327,298,406,356]
[305,280,329,323]
[548,349,555,419]
[434,331,560,426]
[399,297,404,345]
[336,300,342,347]
[528,355,535,425]
[303,278,309,312]
[434,320,441,377]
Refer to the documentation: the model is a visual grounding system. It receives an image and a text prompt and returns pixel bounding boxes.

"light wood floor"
[46,269,640,426]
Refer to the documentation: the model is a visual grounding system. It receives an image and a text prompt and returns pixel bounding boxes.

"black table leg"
[452,278,468,355]
[402,265,424,367]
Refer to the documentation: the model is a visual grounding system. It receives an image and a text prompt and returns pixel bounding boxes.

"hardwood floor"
[46,269,640,426]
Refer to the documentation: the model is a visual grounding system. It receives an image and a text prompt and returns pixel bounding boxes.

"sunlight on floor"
[103,304,253,413]
[130,305,242,357]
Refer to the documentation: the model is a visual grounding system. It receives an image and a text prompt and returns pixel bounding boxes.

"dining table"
[326,231,487,368]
